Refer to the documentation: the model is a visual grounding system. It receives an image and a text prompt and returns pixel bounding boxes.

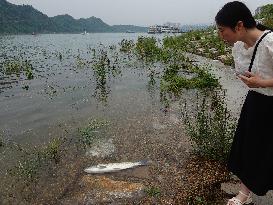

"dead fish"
[84,160,149,174]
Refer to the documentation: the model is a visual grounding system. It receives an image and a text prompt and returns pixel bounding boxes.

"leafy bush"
[182,89,236,162]
[135,36,161,61]
[161,63,220,94]
[119,39,135,53]
[254,4,273,29]
[255,4,273,19]
[162,29,234,66]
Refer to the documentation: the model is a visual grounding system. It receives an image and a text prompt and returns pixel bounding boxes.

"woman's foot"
[227,191,252,205]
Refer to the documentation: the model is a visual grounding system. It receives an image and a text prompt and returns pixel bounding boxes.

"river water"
[0,33,172,144]
[0,33,192,204]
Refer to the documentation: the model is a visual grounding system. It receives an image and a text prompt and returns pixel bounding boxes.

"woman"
[215,1,273,205]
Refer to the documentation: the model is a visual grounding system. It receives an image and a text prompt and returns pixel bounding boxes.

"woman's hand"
[238,71,265,88]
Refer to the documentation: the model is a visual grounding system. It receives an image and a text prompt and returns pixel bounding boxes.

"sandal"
[227,191,253,205]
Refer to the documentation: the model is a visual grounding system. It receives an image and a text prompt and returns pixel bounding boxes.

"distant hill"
[0,0,147,34]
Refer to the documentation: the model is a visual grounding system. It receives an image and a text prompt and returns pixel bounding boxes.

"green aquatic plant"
[22,85,30,90]
[59,53,63,61]
[75,54,87,69]
[92,49,123,104]
[147,69,156,91]
[9,137,65,181]
[163,36,179,49]
[16,156,41,181]
[2,59,34,79]
[3,59,21,75]
[109,45,116,50]
[42,138,62,164]
[160,63,219,94]
[0,136,4,147]
[93,50,110,104]
[22,60,34,80]
[119,39,135,53]
[78,119,109,147]
[158,48,175,63]
[92,48,96,58]
[25,68,34,80]
[135,36,161,61]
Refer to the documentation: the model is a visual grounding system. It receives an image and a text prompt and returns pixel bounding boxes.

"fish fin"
[138,159,149,166]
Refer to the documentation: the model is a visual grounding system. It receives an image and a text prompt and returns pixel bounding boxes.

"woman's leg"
[240,182,250,195]
[228,181,251,205]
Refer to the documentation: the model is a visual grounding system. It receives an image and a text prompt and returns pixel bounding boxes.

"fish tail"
[138,159,149,165]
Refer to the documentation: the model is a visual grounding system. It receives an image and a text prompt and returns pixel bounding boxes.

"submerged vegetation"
[2,59,34,79]
[0,136,4,147]
[119,39,135,53]
[79,118,110,147]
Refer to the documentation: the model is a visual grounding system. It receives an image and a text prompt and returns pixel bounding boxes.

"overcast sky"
[7,0,273,26]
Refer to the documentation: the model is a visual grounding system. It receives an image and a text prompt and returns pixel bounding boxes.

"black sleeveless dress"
[227,90,273,196]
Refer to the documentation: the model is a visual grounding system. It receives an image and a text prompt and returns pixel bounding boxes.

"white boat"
[148,24,181,34]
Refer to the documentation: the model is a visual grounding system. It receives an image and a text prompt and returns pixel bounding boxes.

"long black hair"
[215,1,272,31]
